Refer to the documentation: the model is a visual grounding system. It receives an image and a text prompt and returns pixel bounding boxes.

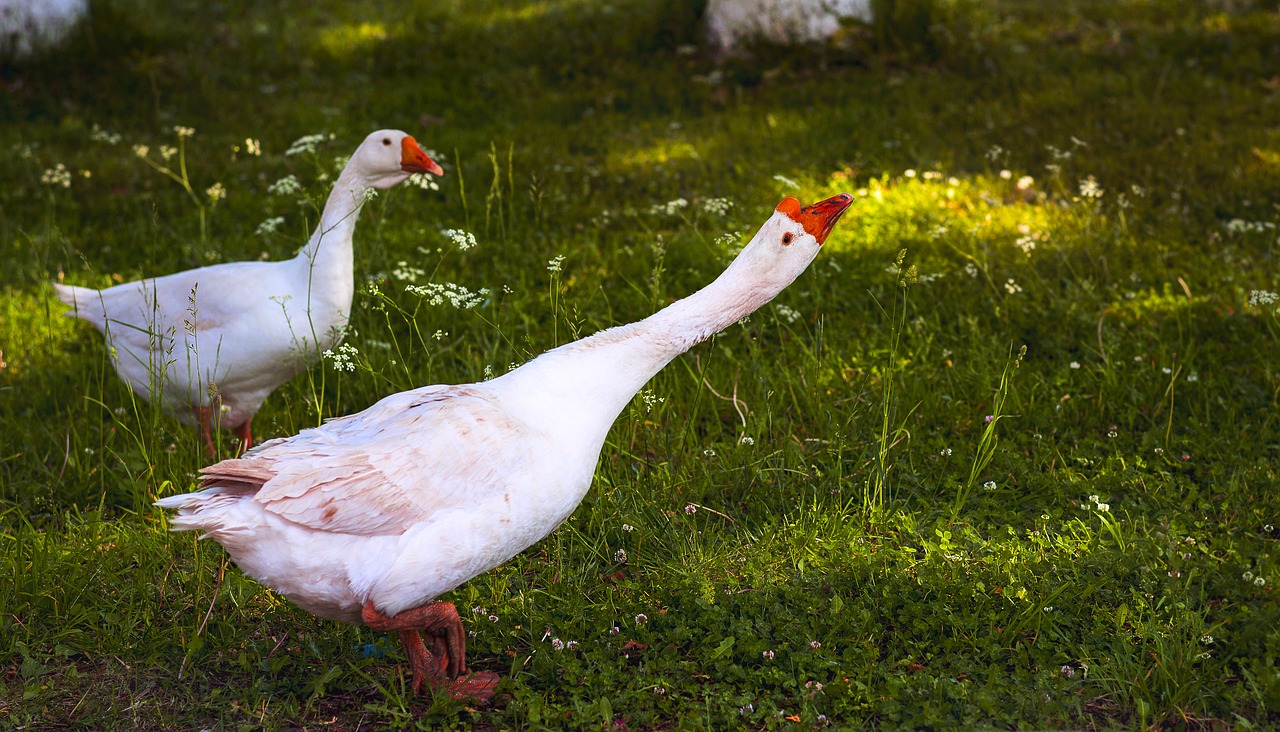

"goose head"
[351,129,444,189]
[726,192,854,294]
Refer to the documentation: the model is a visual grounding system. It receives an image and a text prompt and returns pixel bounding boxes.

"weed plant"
[2,0,1279,728]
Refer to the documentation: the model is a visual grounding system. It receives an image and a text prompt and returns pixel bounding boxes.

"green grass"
[2,0,1280,728]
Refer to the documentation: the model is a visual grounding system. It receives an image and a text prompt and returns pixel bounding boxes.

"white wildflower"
[405,282,491,309]
[244,138,261,156]
[999,169,1012,180]
[762,650,775,660]
[614,549,628,563]
[546,255,565,273]
[622,524,634,532]
[40,164,71,188]
[983,481,997,491]
[268,175,303,196]
[775,303,801,323]
[701,197,733,216]
[640,389,664,413]
[1249,290,1278,307]
[1070,361,1081,369]
[635,613,647,625]
[551,638,564,650]
[1005,278,1023,294]
[739,435,755,446]
[685,504,697,515]
[173,125,194,139]
[205,182,226,202]
[1078,176,1104,199]
[160,145,177,161]
[391,261,425,282]
[285,133,329,157]
[322,343,358,372]
[132,144,149,158]
[408,173,439,191]
[1016,175,1035,190]
[773,174,799,189]
[256,216,285,236]
[648,198,689,216]
[90,126,122,145]
[442,228,478,251]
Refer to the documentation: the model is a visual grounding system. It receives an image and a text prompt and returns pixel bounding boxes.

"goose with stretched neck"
[155,192,854,702]
[55,130,443,456]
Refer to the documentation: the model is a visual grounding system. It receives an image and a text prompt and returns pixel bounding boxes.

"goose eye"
[781,232,793,245]
[382,138,392,146]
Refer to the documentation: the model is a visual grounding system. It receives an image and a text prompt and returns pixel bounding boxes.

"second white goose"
[55,130,442,454]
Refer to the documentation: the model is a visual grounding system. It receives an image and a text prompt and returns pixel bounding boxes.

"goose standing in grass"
[156,192,854,701]
[55,130,443,455]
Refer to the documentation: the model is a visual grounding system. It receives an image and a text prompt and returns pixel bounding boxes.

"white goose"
[156,193,854,701]
[55,130,442,454]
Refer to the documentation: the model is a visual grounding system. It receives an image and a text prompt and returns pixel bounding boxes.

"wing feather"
[196,384,530,536]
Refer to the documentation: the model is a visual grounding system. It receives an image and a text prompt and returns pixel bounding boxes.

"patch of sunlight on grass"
[316,21,392,57]
[614,139,702,169]
[1108,287,1206,321]
[468,0,597,25]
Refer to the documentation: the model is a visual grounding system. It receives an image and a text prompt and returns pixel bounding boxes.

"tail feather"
[53,283,105,323]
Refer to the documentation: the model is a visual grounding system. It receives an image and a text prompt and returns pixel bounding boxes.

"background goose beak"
[401,136,444,176]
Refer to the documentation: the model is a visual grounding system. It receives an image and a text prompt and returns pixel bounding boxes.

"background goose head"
[350,129,444,190]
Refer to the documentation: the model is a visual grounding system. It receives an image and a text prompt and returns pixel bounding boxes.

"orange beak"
[401,136,444,176]
[775,193,854,245]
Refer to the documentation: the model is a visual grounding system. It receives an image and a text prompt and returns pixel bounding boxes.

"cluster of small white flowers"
[1242,570,1266,586]
[1005,278,1023,294]
[635,613,648,625]
[762,650,775,660]
[159,145,177,161]
[773,174,799,189]
[256,216,285,236]
[775,303,801,323]
[433,329,448,340]
[648,198,689,216]
[285,132,331,156]
[640,389,664,413]
[132,144,149,158]
[983,481,997,491]
[409,173,439,191]
[551,638,564,651]
[1225,219,1276,234]
[964,262,979,278]
[614,549,628,563]
[1078,176,1104,199]
[701,197,733,216]
[268,175,303,196]
[358,185,378,202]
[442,228,477,251]
[90,125,122,145]
[940,448,952,456]
[739,435,755,446]
[405,282,491,309]
[322,343,359,372]
[1070,361,1081,369]
[173,125,194,139]
[1087,494,1110,513]
[41,164,71,188]
[547,255,566,273]
[244,138,262,156]
[622,524,634,532]
[392,261,425,282]
[987,145,1004,161]
[1248,290,1278,307]
[205,182,226,203]
[1016,175,1035,190]
[685,504,698,515]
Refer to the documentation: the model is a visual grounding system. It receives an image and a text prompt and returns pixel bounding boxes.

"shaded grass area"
[2,0,1279,728]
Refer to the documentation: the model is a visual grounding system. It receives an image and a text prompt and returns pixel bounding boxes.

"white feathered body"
[54,254,351,428]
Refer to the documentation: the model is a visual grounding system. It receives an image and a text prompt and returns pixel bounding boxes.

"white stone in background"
[0,0,88,59]
[704,0,874,54]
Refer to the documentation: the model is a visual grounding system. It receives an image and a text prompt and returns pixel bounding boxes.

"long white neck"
[496,252,799,458]
[293,165,370,279]
[287,166,370,342]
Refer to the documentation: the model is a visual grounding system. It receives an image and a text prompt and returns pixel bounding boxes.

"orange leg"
[193,405,217,459]
[362,600,499,702]
[234,417,253,453]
